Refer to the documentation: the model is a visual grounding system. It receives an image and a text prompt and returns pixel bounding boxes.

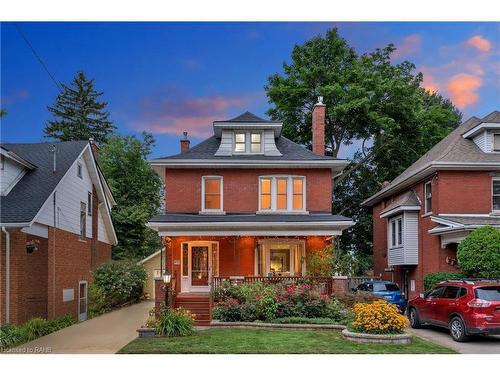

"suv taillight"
[467,299,491,308]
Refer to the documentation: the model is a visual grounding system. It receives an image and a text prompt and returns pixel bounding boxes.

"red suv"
[407,279,500,342]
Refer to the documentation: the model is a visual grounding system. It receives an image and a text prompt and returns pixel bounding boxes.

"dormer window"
[494,133,500,151]
[233,131,262,154]
[234,133,246,153]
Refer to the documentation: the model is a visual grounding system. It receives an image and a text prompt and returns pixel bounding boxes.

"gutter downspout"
[2,227,10,324]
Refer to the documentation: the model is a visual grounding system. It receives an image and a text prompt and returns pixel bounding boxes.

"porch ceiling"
[148,213,354,236]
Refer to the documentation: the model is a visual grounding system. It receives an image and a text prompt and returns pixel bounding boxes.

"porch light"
[162,270,172,285]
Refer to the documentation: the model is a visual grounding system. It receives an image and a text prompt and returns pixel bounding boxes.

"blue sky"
[1,22,499,159]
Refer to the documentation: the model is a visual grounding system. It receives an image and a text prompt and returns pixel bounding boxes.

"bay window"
[389,216,403,248]
[202,176,223,212]
[258,176,306,212]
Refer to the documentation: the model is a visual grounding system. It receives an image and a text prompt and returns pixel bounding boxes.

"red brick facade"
[165,168,333,213]
[1,225,111,325]
[372,170,496,298]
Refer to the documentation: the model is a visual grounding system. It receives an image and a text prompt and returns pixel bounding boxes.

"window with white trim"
[424,181,432,214]
[87,192,92,216]
[202,176,223,212]
[233,131,262,154]
[80,202,86,239]
[493,178,500,211]
[77,162,82,178]
[494,134,500,152]
[389,216,403,248]
[258,176,306,212]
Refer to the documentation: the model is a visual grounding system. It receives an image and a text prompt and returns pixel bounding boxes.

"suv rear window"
[373,283,400,292]
[475,286,500,301]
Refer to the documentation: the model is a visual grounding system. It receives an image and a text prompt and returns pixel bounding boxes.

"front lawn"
[118,328,456,354]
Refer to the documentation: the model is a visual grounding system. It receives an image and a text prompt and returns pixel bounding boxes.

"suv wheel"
[449,317,469,342]
[408,307,421,329]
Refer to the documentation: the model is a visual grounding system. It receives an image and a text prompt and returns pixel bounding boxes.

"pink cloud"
[1,89,30,105]
[446,74,482,108]
[420,68,439,93]
[393,34,421,58]
[466,35,492,52]
[131,91,254,137]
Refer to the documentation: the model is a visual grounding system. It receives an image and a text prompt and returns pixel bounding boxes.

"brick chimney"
[180,131,190,154]
[312,96,326,156]
[89,137,99,161]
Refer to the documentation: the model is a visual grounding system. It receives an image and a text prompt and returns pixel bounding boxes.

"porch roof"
[148,213,354,236]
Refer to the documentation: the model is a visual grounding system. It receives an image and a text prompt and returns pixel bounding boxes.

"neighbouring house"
[0,140,117,324]
[363,111,500,298]
[148,98,354,325]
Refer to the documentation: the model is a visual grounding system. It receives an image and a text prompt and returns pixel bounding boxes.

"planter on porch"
[341,329,412,345]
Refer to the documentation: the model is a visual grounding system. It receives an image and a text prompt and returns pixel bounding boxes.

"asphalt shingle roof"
[364,111,500,205]
[0,141,88,224]
[214,111,280,123]
[153,135,337,161]
[380,190,420,215]
[438,215,500,226]
[149,212,352,223]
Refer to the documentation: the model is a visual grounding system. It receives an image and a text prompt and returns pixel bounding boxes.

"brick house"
[0,140,117,324]
[363,111,500,298]
[148,98,353,324]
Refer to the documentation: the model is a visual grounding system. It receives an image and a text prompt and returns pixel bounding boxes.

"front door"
[78,281,88,321]
[191,246,209,287]
[181,242,219,293]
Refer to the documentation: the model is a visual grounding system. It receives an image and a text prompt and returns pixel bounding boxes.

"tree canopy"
[266,28,461,273]
[99,132,162,260]
[44,71,116,144]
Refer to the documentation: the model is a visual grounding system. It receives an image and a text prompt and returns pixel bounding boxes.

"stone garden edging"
[341,329,412,344]
[210,320,346,330]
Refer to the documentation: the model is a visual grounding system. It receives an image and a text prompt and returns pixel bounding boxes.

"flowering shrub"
[155,307,194,337]
[351,300,408,335]
[212,281,351,323]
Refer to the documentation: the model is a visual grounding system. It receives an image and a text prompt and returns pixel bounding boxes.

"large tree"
[266,28,461,274]
[99,132,162,260]
[44,71,116,144]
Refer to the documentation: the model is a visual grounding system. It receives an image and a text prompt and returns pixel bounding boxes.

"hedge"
[423,272,464,291]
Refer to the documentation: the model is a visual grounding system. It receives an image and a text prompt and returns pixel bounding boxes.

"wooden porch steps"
[174,293,211,326]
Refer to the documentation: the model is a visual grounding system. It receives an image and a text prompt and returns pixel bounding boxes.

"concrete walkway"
[408,327,500,354]
[13,301,153,354]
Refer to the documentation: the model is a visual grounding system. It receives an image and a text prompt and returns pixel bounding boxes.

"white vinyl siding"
[387,212,418,266]
[36,154,94,238]
[473,130,500,152]
[0,157,26,196]
[97,206,112,244]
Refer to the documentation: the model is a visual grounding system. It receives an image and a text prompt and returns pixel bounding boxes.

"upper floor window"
[202,176,223,212]
[80,202,87,239]
[77,162,83,178]
[87,192,92,216]
[493,179,500,212]
[424,181,432,214]
[389,216,403,248]
[259,176,306,212]
[494,134,500,152]
[233,131,262,154]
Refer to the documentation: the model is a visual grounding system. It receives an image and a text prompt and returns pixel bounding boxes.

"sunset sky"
[1,22,498,159]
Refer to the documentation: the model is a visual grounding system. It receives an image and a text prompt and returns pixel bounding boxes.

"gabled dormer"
[0,146,37,196]
[462,110,500,153]
[213,112,283,156]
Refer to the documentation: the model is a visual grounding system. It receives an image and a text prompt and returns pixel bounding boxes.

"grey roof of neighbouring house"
[380,190,421,215]
[149,212,352,223]
[363,111,500,206]
[152,135,337,161]
[0,141,89,224]
[437,215,500,226]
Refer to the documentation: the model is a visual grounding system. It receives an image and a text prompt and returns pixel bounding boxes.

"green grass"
[118,328,456,354]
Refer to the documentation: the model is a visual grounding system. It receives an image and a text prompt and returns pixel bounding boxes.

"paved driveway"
[13,301,153,354]
[409,327,500,354]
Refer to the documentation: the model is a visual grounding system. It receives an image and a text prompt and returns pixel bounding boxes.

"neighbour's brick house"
[148,98,353,324]
[363,111,500,298]
[1,141,117,324]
